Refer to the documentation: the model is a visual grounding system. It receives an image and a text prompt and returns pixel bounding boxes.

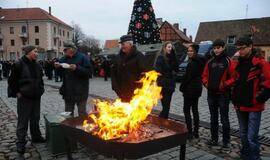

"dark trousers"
[104,71,108,81]
[16,96,42,152]
[159,89,173,119]
[207,93,230,144]
[183,96,199,135]
[65,99,87,117]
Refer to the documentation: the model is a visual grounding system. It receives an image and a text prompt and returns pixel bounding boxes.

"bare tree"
[70,22,101,55]
[81,35,101,55]
[71,21,85,48]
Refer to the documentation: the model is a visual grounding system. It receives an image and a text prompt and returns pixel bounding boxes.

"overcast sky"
[1,0,270,43]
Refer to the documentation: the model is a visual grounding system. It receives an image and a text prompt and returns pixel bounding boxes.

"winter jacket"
[8,56,44,99]
[232,52,270,112]
[111,46,148,101]
[155,52,179,92]
[59,52,91,101]
[180,55,205,98]
[202,53,235,95]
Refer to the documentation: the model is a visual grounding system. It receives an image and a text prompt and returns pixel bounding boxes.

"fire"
[83,70,162,140]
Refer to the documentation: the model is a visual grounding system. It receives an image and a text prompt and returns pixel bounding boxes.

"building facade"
[0,7,73,61]
[158,20,192,43]
[195,17,270,61]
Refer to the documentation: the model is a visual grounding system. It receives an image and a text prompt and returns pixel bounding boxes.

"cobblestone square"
[0,78,270,160]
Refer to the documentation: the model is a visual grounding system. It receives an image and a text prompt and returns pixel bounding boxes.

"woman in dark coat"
[180,44,205,140]
[155,41,178,119]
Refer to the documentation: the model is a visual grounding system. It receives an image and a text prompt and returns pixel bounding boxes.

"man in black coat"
[111,35,147,102]
[55,42,92,117]
[8,45,45,157]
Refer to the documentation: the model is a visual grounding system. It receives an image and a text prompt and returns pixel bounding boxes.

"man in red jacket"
[202,39,235,149]
[232,37,270,160]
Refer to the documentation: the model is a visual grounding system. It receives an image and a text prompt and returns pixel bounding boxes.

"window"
[227,35,236,44]
[67,31,69,38]
[0,39,2,46]
[59,40,61,47]
[21,26,27,33]
[0,27,2,34]
[59,29,61,36]
[11,39,15,46]
[63,30,65,37]
[10,27,14,34]
[54,27,56,34]
[35,39,39,45]
[54,39,57,46]
[35,26,39,33]
[22,40,26,46]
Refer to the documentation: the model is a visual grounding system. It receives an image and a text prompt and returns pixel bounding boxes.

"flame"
[83,70,162,140]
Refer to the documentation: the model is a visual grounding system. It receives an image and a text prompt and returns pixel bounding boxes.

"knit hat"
[119,35,133,43]
[23,45,36,55]
[236,36,253,46]
[63,41,77,50]
[213,39,225,47]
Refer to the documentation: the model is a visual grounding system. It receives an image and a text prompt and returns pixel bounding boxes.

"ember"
[79,122,176,143]
[83,70,162,140]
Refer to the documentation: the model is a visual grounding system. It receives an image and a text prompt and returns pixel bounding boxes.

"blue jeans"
[207,93,230,144]
[237,111,261,160]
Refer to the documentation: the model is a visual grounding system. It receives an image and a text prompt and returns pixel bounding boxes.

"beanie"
[23,45,36,55]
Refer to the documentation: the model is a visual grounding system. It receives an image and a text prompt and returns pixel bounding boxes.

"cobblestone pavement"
[0,78,270,160]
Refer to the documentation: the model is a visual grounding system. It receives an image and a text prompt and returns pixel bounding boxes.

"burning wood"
[82,71,162,140]
[78,121,176,143]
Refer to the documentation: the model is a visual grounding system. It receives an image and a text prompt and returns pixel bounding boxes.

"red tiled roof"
[160,21,191,43]
[0,8,72,29]
[104,39,119,49]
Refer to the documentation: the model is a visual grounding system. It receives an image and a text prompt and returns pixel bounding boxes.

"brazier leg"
[180,144,186,160]
[65,137,73,160]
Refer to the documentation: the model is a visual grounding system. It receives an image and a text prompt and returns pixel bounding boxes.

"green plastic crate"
[44,114,77,155]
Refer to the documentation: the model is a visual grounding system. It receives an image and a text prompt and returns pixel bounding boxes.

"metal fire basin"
[61,114,188,160]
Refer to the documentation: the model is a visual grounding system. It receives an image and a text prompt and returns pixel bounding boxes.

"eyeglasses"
[213,46,222,50]
[236,46,248,51]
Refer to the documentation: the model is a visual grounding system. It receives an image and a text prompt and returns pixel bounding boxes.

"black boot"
[32,136,46,143]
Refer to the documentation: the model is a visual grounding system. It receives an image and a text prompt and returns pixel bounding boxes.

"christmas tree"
[128,0,161,45]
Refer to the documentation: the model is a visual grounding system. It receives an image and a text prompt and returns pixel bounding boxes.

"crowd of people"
[4,34,270,160]
[159,37,270,160]
[110,35,270,159]
[0,60,14,80]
